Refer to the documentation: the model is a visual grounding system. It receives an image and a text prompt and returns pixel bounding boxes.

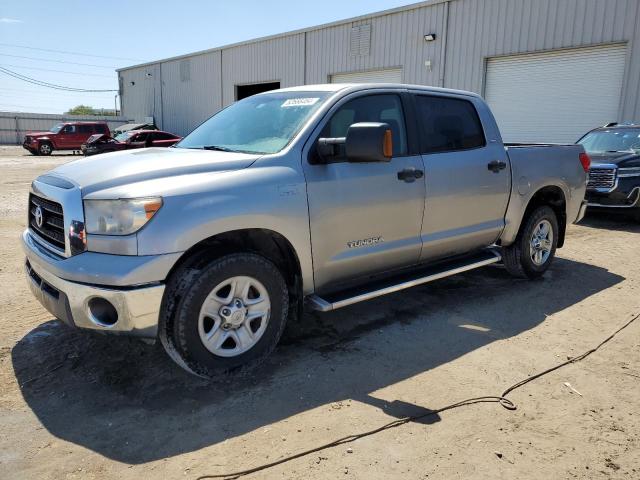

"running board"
[306,249,502,312]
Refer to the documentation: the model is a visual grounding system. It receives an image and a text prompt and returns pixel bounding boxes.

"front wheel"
[502,206,558,279]
[160,253,289,378]
[38,142,53,156]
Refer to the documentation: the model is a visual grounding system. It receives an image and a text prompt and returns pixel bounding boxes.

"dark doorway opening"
[235,82,281,100]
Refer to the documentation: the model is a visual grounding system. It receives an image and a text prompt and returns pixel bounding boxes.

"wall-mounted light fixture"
[424,33,437,42]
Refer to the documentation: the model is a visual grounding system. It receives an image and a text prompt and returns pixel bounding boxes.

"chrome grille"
[587,167,616,191]
[29,194,65,251]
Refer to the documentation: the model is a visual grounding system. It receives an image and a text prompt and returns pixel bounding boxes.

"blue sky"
[0,0,412,114]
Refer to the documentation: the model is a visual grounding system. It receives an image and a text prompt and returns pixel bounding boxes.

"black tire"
[38,142,53,156]
[159,253,289,378]
[632,208,640,223]
[502,206,558,279]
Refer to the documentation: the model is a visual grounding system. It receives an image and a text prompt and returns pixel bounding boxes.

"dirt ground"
[0,145,638,480]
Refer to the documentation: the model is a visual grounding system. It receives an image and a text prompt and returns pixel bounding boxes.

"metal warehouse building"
[117,0,640,143]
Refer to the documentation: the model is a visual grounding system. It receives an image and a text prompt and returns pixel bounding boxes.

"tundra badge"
[347,236,384,249]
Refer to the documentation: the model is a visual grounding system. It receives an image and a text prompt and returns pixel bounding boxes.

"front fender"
[134,165,314,294]
[35,136,55,146]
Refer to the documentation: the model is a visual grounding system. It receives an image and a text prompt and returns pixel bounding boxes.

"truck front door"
[58,124,82,150]
[303,92,426,291]
[412,92,511,261]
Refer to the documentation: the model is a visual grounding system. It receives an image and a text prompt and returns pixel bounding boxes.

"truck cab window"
[321,94,408,160]
[416,95,485,153]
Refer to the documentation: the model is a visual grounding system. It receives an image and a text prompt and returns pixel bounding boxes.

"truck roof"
[275,83,481,99]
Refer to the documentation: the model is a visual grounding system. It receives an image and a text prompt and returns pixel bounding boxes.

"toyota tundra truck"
[23,84,589,377]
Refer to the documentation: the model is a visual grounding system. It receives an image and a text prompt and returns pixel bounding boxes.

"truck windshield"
[49,123,64,134]
[578,129,640,153]
[176,91,330,154]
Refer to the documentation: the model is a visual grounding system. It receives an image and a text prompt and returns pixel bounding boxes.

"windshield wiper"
[202,145,235,152]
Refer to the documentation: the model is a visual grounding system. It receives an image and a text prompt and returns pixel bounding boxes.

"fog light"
[88,297,118,326]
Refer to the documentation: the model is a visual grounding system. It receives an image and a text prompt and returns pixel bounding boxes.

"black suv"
[578,123,640,221]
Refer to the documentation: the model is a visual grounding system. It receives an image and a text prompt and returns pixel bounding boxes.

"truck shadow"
[11,257,623,464]
[579,211,640,233]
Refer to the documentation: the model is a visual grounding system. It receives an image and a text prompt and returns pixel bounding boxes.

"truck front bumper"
[22,230,182,338]
[586,186,640,209]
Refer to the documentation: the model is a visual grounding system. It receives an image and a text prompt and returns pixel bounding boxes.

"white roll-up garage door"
[330,68,403,84]
[485,44,626,144]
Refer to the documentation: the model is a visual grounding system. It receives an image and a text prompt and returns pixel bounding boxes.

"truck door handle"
[487,160,507,173]
[397,168,424,182]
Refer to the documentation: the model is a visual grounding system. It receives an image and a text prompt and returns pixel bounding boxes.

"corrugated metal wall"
[0,112,133,145]
[161,51,222,135]
[305,4,446,86]
[221,34,305,106]
[445,0,640,121]
[118,0,640,136]
[119,64,162,127]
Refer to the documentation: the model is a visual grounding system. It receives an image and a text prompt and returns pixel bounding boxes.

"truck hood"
[27,131,55,138]
[46,147,261,195]
[589,151,640,167]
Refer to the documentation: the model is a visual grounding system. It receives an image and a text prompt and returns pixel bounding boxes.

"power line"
[0,53,116,69]
[0,63,115,78]
[0,67,118,92]
[0,86,114,97]
[0,42,142,62]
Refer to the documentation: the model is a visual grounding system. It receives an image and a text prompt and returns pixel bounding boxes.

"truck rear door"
[303,92,426,291]
[412,92,511,261]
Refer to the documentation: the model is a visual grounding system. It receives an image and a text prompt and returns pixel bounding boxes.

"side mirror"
[345,122,393,163]
[316,122,392,163]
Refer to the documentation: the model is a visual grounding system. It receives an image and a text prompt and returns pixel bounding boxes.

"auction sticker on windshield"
[282,98,320,107]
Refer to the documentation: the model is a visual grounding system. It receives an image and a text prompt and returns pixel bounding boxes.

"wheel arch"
[37,138,54,151]
[162,228,304,321]
[520,185,567,248]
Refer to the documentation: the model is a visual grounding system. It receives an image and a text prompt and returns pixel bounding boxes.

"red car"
[80,129,182,156]
[23,121,110,156]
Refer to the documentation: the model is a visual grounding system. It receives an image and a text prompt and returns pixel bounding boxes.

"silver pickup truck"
[23,84,588,377]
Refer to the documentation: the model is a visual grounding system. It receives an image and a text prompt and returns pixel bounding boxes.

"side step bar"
[306,249,502,312]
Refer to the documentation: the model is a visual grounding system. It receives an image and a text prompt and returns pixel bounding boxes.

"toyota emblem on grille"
[34,206,44,228]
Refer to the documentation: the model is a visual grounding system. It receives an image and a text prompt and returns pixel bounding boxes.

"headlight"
[617,167,640,178]
[84,197,162,235]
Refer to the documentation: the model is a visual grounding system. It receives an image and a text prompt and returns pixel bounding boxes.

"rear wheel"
[160,253,289,378]
[502,206,558,279]
[38,142,52,156]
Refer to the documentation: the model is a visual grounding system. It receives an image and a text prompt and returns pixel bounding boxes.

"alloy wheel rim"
[529,219,553,266]
[41,144,51,154]
[198,275,271,357]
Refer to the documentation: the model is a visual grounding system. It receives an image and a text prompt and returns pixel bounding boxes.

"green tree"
[65,105,96,115]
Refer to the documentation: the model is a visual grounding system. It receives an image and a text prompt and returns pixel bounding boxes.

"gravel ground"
[0,145,638,479]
